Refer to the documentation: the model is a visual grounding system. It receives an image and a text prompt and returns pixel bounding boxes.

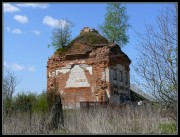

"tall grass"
[3,103,177,134]
[63,104,175,134]
[3,112,50,134]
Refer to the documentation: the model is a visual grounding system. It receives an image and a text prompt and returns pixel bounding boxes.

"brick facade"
[47,27,131,109]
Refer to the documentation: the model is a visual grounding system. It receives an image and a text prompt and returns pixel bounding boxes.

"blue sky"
[3,2,171,95]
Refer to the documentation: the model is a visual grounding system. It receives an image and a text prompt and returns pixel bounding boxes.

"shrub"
[55,46,70,55]
[13,91,49,114]
[46,88,60,111]
[14,91,37,112]
[158,122,177,134]
[33,91,49,114]
[68,31,109,47]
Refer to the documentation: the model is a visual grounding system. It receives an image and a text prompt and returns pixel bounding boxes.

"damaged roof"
[68,30,109,47]
[130,84,157,102]
[55,28,109,55]
[54,27,130,63]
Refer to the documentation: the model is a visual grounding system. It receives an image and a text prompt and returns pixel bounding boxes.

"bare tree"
[133,4,177,121]
[3,70,20,117]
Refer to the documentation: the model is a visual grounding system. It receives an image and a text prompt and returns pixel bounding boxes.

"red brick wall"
[47,45,130,108]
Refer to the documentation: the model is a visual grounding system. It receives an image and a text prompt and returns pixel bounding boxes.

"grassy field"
[3,104,177,134]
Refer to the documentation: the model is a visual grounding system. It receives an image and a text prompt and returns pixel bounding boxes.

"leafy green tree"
[14,91,37,112]
[99,3,130,47]
[48,19,74,50]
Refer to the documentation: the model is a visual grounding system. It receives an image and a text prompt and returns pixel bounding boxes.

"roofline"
[130,84,157,102]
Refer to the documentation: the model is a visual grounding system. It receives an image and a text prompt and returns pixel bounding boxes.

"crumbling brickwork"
[47,27,131,109]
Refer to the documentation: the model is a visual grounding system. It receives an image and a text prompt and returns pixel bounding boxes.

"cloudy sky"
[3,2,171,95]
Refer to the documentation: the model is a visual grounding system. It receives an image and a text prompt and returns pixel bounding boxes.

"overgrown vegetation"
[48,19,74,50]
[3,70,20,117]
[2,71,176,134]
[68,31,109,47]
[3,103,177,134]
[3,4,177,135]
[3,89,64,134]
[158,123,177,134]
[46,88,59,110]
[55,31,109,55]
[3,91,49,115]
[33,91,49,114]
[55,46,70,55]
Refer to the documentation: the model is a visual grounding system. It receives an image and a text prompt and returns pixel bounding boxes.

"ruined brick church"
[47,27,131,108]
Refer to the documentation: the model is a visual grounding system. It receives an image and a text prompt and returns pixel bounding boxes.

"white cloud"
[26,66,35,71]
[4,62,35,72]
[12,63,24,71]
[12,28,22,34]
[43,16,59,28]
[31,30,40,35]
[16,3,48,9]
[43,16,68,28]
[3,3,20,13]
[6,27,11,32]
[14,15,29,24]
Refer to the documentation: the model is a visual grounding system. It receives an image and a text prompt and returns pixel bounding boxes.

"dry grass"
[3,112,50,134]
[63,104,173,134]
[3,104,176,135]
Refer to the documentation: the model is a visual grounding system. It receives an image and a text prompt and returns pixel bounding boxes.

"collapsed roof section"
[53,27,131,63]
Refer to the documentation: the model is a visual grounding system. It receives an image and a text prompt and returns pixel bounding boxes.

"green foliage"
[52,128,71,134]
[3,98,13,116]
[46,88,59,111]
[68,31,108,47]
[12,91,49,114]
[159,123,177,134]
[55,45,70,55]
[14,91,37,112]
[33,91,49,114]
[48,19,74,50]
[99,3,130,47]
